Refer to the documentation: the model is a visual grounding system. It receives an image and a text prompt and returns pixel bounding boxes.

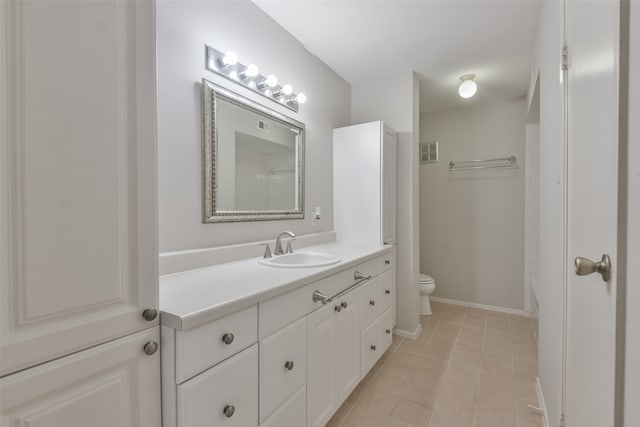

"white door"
[306,303,338,427]
[565,0,620,425]
[336,289,361,405]
[0,0,158,376]
[0,327,161,427]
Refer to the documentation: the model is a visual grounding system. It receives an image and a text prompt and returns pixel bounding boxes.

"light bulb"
[244,64,259,78]
[282,84,293,95]
[265,74,278,87]
[296,93,306,104]
[222,51,238,66]
[458,74,477,98]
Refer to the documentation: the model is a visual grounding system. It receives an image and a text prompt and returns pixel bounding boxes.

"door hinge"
[561,46,569,71]
[560,413,566,427]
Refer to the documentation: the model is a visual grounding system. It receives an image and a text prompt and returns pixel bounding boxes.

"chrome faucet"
[274,231,296,255]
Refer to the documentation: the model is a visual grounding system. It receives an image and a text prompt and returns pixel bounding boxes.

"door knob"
[574,254,612,282]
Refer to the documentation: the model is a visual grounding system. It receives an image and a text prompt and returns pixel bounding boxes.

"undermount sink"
[258,251,341,268]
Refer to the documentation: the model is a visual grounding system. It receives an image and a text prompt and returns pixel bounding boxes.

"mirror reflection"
[202,80,305,222]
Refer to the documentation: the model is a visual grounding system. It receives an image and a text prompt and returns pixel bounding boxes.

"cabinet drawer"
[259,385,306,427]
[259,317,307,422]
[178,344,258,427]
[359,277,380,330]
[361,318,381,378]
[260,257,378,339]
[378,269,394,314]
[378,251,395,273]
[380,307,394,353]
[175,305,257,383]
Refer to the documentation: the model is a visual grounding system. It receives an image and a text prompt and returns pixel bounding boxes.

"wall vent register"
[420,141,439,164]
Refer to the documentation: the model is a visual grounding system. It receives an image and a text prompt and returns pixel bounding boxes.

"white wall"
[351,71,421,337]
[157,1,350,252]
[532,1,566,425]
[419,98,527,310]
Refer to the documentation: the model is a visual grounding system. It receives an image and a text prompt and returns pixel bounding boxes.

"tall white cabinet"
[333,121,397,245]
[0,1,160,425]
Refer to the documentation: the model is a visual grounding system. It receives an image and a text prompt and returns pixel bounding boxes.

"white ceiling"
[254,0,541,113]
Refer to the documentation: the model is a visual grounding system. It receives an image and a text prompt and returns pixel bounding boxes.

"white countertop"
[159,242,392,330]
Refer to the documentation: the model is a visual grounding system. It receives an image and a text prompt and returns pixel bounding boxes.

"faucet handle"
[260,243,272,259]
[286,239,295,254]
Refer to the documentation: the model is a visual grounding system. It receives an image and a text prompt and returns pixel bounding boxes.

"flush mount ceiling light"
[206,45,306,112]
[458,74,477,99]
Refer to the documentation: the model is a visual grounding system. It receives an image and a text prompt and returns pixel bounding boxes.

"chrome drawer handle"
[385,260,390,265]
[142,308,158,321]
[386,329,391,334]
[370,345,376,351]
[143,341,158,355]
[369,300,376,306]
[223,404,235,418]
[334,304,342,312]
[222,333,234,345]
[284,360,294,371]
[385,289,391,295]
[341,301,348,308]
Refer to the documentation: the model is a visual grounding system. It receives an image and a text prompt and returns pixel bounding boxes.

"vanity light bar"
[205,45,305,113]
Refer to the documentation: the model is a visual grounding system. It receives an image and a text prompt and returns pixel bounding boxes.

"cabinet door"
[360,277,380,330]
[381,127,397,245]
[307,303,338,427]
[0,0,158,376]
[178,344,258,427]
[361,318,381,378]
[336,288,361,405]
[0,327,161,427]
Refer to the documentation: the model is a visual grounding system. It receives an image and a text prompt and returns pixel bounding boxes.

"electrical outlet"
[311,207,321,226]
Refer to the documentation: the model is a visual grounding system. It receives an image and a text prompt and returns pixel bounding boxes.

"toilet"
[418,274,436,315]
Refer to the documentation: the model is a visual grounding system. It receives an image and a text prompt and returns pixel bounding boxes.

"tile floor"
[326,302,543,427]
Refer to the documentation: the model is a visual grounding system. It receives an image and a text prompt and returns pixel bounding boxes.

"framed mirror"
[202,79,305,222]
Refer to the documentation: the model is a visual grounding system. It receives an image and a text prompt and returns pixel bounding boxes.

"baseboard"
[393,323,422,340]
[430,296,531,317]
[535,377,550,427]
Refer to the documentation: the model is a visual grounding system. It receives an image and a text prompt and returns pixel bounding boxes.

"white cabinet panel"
[259,317,307,422]
[336,288,361,405]
[380,307,394,353]
[176,305,257,383]
[359,277,380,330]
[361,318,381,378]
[0,0,158,376]
[178,344,258,427]
[260,385,306,427]
[306,303,338,427]
[379,269,393,314]
[0,327,161,427]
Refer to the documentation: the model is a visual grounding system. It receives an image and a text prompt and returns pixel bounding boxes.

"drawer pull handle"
[223,404,235,418]
[370,345,377,351]
[334,305,342,312]
[385,260,390,265]
[386,329,391,334]
[143,341,158,355]
[385,289,391,295]
[341,301,348,308]
[284,360,294,371]
[142,308,158,321]
[370,300,376,306]
[221,333,234,345]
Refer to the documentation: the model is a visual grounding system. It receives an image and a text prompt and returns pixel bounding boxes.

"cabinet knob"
[385,289,391,295]
[284,360,294,371]
[386,329,391,334]
[142,308,158,321]
[143,341,158,355]
[385,260,390,265]
[221,333,234,345]
[341,301,348,308]
[334,305,342,313]
[370,345,377,351]
[223,404,235,418]
[369,300,376,306]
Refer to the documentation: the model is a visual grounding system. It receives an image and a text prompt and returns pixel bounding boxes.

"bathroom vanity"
[160,243,396,427]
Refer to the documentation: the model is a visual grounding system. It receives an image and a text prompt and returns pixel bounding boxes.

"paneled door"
[0,0,158,376]
[0,327,161,427]
[565,0,621,425]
